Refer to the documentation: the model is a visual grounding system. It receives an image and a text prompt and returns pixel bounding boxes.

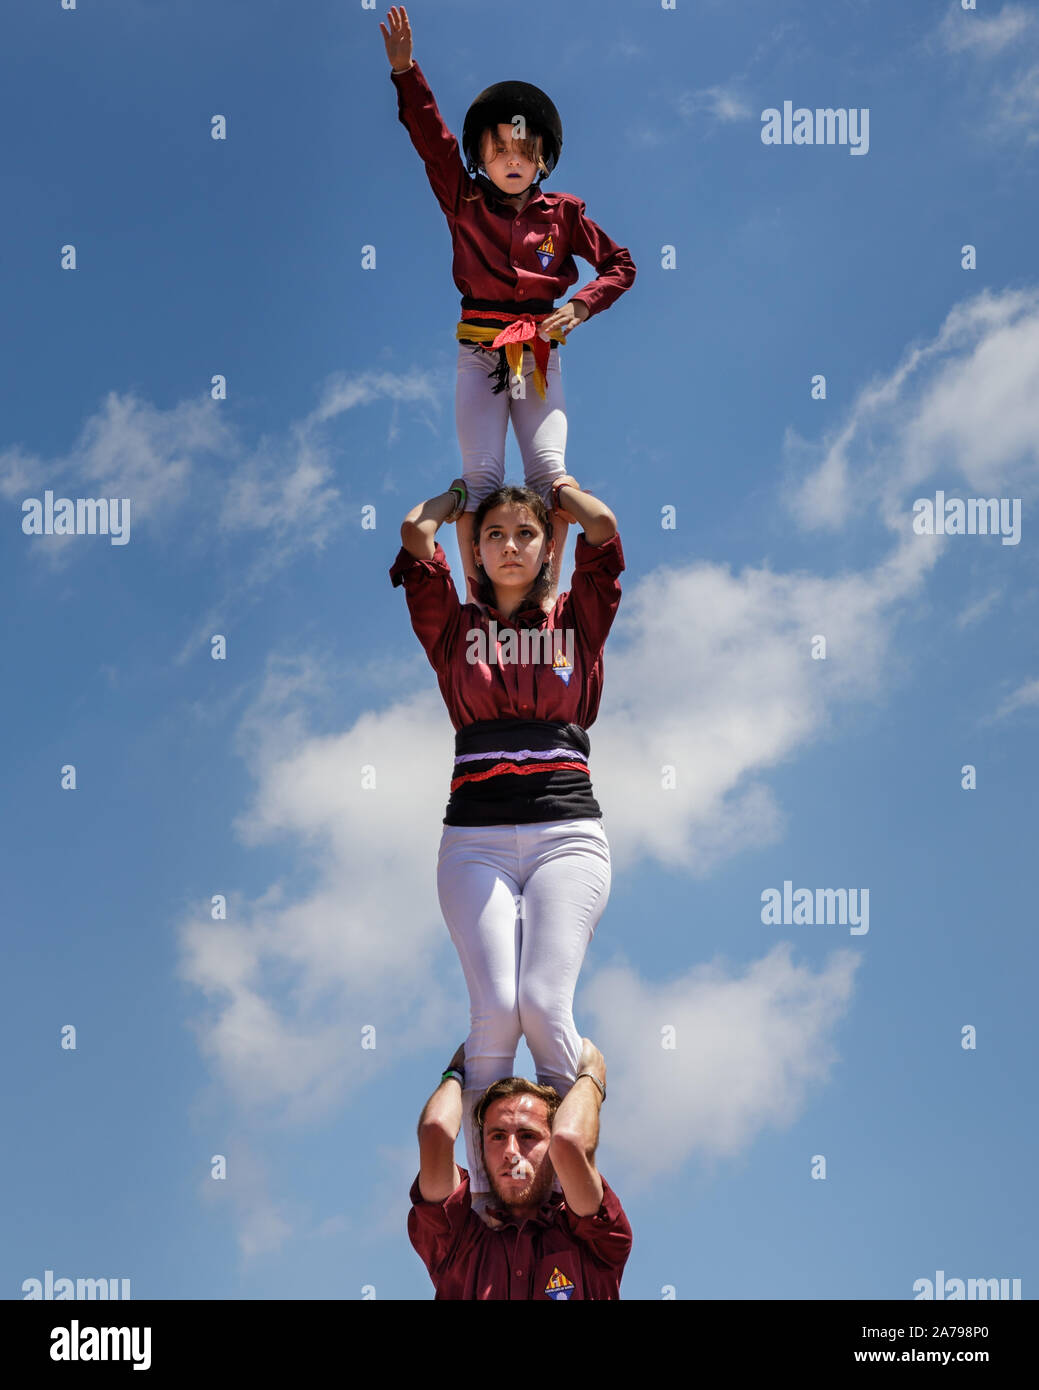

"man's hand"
[380,5,413,71]
[540,300,589,337]
[576,1037,606,1091]
[549,1037,606,1217]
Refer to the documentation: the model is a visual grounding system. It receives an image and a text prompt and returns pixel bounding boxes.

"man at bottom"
[408,1037,631,1299]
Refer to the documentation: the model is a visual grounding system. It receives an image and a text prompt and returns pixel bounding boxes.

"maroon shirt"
[388,531,625,731]
[390,61,636,319]
[409,1167,631,1300]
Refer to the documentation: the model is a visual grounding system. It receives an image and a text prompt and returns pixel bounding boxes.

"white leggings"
[437,818,611,1194]
[455,341,569,508]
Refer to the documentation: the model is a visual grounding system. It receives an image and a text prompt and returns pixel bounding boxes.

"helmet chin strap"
[475,171,541,200]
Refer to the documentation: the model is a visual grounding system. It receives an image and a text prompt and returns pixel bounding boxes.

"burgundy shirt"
[408,1167,631,1300]
[388,531,625,732]
[390,61,636,319]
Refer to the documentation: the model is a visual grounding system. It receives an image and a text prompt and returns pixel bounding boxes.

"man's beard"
[488,1160,555,1210]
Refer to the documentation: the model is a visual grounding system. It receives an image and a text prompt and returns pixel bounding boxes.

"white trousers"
[455,342,569,509]
[436,817,611,1194]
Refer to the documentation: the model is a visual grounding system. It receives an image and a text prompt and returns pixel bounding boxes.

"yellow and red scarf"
[456,310,569,400]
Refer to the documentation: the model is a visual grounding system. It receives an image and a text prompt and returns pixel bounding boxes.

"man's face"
[482,1095,555,1209]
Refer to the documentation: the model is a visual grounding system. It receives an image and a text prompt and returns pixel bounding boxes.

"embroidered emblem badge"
[535,234,556,270]
[544,1266,576,1300]
[552,648,573,685]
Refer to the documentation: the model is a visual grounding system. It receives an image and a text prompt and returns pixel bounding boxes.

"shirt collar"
[478,174,551,215]
[481,596,550,627]
[485,1192,563,1229]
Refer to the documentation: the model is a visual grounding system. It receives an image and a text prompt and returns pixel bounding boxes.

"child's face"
[479,121,541,194]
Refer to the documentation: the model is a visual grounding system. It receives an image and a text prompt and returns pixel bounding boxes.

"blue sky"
[3,0,1037,1300]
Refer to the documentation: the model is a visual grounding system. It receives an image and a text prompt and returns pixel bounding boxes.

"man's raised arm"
[549,1038,607,1218]
[417,1043,465,1203]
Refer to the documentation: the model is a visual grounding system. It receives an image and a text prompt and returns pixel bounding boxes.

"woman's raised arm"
[551,477,617,547]
[400,479,468,560]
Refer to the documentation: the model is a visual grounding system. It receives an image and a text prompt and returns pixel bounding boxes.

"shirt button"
[517,289,524,297]
[516,1269,523,1277]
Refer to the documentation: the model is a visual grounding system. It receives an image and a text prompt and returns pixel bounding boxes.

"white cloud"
[593,551,916,875]
[995,63,1039,142]
[788,288,1039,533]
[1,391,232,569]
[938,3,1034,56]
[307,368,440,429]
[583,945,860,1181]
[679,85,752,124]
[955,587,1003,628]
[933,5,1039,143]
[990,675,1039,719]
[2,368,439,579]
[198,1137,294,1258]
[177,664,461,1123]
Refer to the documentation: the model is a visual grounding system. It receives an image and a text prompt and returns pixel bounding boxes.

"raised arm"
[400,479,467,560]
[549,1038,607,1217]
[550,477,617,547]
[380,8,469,219]
[417,1043,465,1202]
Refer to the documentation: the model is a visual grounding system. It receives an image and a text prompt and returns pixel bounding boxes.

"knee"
[524,456,566,495]
[460,460,502,498]
[517,981,569,1046]
[469,997,522,1052]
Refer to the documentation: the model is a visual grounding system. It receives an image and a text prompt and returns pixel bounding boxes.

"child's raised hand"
[380,6,413,71]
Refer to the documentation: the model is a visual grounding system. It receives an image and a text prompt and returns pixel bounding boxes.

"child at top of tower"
[379,4,636,604]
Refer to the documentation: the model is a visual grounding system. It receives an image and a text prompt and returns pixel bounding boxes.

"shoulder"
[539,189,586,216]
[410,1165,471,1211]
[408,1167,477,1244]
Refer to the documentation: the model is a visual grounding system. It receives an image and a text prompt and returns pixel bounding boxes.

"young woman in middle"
[390,475,623,1212]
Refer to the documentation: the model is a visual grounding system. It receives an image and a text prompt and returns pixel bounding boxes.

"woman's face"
[474,503,552,593]
[479,122,541,194]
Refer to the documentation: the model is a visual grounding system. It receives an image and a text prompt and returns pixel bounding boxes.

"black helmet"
[462,80,563,183]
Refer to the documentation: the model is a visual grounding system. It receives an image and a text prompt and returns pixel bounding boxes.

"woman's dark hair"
[471,485,554,610]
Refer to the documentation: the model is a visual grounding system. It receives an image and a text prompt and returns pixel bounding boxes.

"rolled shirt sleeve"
[562,530,625,658]
[560,1177,632,1269]
[389,541,463,673]
[407,1168,472,1285]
